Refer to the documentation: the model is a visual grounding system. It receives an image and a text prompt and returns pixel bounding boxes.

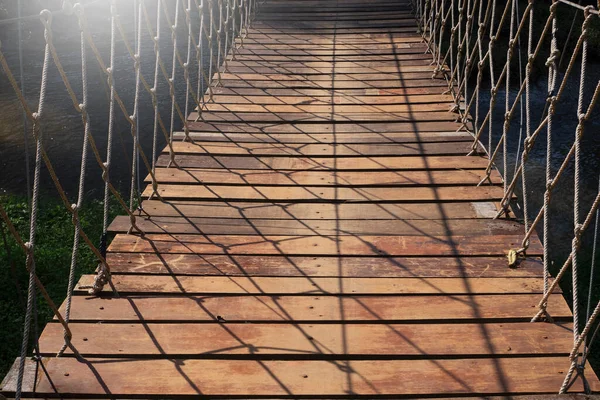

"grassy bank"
[0,194,118,377]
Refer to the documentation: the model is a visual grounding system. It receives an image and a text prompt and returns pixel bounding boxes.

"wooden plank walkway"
[3,0,600,398]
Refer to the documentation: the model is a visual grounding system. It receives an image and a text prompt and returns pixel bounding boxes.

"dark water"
[474,65,600,318]
[0,1,218,197]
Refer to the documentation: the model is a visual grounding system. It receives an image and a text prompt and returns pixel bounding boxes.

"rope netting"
[414,0,600,392]
[0,0,257,397]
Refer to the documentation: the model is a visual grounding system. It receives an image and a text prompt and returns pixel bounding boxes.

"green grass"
[0,194,118,378]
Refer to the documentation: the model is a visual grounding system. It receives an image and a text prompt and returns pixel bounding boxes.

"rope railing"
[414,0,600,393]
[0,0,257,398]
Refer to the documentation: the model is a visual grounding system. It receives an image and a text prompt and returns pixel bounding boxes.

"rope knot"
[573,224,584,246]
[545,50,560,67]
[32,112,41,122]
[490,35,496,43]
[24,241,33,252]
[578,113,586,123]
[546,179,554,191]
[39,9,53,26]
[548,96,558,114]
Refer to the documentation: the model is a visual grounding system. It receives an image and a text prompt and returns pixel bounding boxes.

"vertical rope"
[15,9,53,399]
[152,0,163,172]
[129,1,144,215]
[184,0,194,137]
[541,0,559,320]
[560,7,594,394]
[487,0,497,156]
[103,2,118,237]
[17,0,32,205]
[167,0,181,142]
[60,1,92,355]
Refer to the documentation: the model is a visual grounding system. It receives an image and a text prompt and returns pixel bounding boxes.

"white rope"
[15,9,52,398]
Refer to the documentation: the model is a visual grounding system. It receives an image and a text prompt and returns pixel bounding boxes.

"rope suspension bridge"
[1,0,600,397]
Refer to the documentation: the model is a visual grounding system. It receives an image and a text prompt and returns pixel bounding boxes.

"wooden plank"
[209,78,449,90]
[201,102,454,113]
[144,184,506,202]
[235,36,427,45]
[187,120,465,134]
[76,275,548,295]
[234,43,426,51]
[200,93,454,105]
[173,131,473,144]
[147,168,502,186]
[18,357,597,397]
[233,47,431,56]
[209,85,458,97]
[138,200,505,219]
[59,294,572,322]
[192,110,457,122]
[156,155,490,170]
[39,322,573,357]
[108,226,538,254]
[107,227,534,252]
[106,253,543,277]
[223,64,440,74]
[231,54,433,63]
[169,141,478,157]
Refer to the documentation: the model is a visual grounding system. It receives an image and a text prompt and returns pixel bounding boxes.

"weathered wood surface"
[4,0,596,398]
